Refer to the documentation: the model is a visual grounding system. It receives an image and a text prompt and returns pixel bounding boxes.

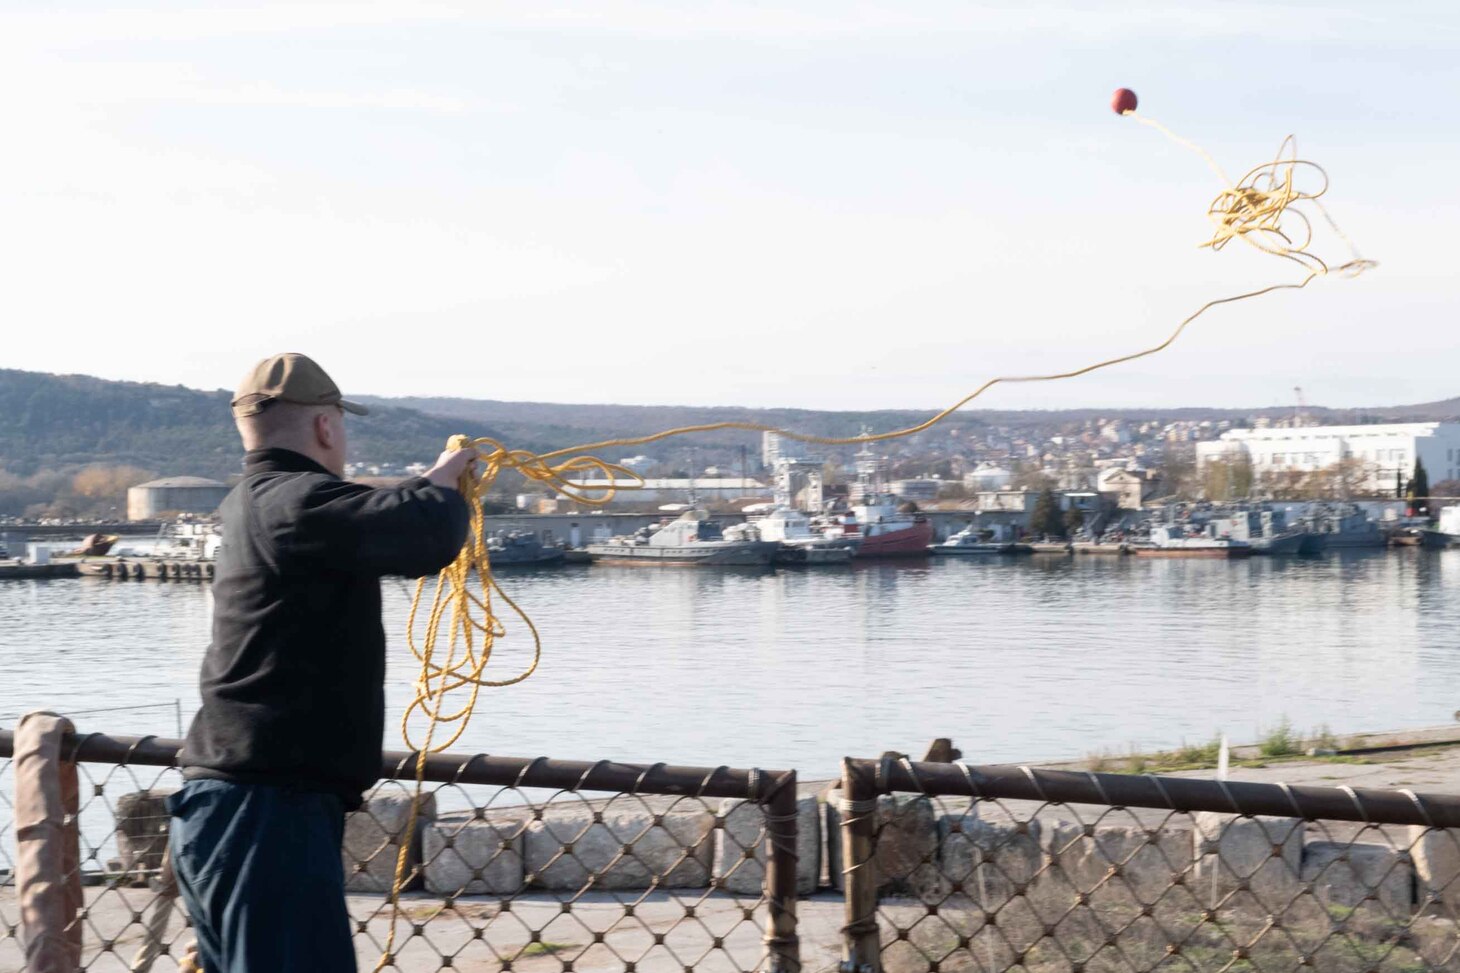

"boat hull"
[1250,531,1311,556]
[775,544,853,566]
[852,520,935,558]
[1297,533,1326,556]
[489,550,567,567]
[1420,530,1455,550]
[586,541,779,566]
[1132,546,1253,559]
[929,543,1011,555]
[1317,534,1386,550]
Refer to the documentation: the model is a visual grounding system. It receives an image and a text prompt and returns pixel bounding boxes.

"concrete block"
[714,796,821,896]
[1193,812,1303,908]
[1301,841,1413,915]
[1411,826,1460,913]
[938,811,1042,910]
[525,802,714,891]
[1042,820,1194,905]
[421,809,528,895]
[825,790,940,900]
[115,789,175,879]
[342,791,436,893]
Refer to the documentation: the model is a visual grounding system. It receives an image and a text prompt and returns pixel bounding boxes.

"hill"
[1,366,1455,490]
[358,393,1460,457]
[0,369,507,481]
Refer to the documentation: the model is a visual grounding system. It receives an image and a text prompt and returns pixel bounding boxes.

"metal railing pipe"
[0,731,788,801]
[852,758,1460,827]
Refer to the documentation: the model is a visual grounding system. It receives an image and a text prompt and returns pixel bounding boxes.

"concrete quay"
[0,558,78,579]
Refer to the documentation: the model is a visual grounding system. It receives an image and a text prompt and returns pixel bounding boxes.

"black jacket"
[180,448,469,807]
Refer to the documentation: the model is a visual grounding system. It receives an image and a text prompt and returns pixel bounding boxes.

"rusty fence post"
[762,769,800,973]
[13,711,81,973]
[839,758,881,973]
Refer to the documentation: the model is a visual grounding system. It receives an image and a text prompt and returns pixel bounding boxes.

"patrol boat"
[1302,503,1386,550]
[486,529,567,567]
[1206,508,1317,556]
[750,506,856,565]
[586,510,779,566]
[1132,524,1253,558]
[929,524,1017,555]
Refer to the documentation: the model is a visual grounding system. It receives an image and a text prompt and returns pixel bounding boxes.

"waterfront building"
[567,477,768,506]
[976,490,1037,514]
[126,476,230,520]
[1097,468,1157,510]
[1195,422,1460,493]
[890,479,941,503]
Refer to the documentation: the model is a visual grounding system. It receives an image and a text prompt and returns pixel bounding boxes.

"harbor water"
[2,550,1459,778]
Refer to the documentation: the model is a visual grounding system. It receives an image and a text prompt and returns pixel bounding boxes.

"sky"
[1,2,1456,413]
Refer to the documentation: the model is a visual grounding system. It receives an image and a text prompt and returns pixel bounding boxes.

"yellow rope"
[371,113,1376,969]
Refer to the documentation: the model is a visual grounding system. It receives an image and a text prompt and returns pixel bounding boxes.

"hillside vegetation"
[0,369,508,517]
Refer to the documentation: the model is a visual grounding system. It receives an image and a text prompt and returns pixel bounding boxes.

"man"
[168,353,474,972]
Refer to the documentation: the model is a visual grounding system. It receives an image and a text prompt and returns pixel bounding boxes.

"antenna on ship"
[686,447,700,509]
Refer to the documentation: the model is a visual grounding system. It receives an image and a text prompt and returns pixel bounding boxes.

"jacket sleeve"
[293,477,470,578]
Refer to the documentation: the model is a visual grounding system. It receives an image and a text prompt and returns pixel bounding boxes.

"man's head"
[232,353,368,476]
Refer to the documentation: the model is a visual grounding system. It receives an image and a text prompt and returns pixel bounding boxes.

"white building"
[963,463,1012,492]
[568,477,768,505]
[890,479,941,503]
[976,490,1037,514]
[762,431,786,468]
[1195,422,1460,493]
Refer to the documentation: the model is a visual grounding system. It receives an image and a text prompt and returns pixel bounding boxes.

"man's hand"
[424,446,478,490]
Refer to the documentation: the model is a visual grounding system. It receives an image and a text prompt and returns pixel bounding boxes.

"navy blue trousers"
[167,779,357,973]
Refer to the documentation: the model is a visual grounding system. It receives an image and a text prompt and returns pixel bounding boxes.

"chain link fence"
[0,726,800,972]
[1,752,17,970]
[13,728,1460,973]
[836,757,1460,973]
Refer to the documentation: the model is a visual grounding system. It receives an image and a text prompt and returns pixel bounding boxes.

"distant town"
[10,413,1455,537]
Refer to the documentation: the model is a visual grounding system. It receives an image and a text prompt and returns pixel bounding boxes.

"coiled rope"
[372,113,1375,969]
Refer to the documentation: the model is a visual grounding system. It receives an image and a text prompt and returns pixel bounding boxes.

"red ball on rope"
[1111,88,1138,115]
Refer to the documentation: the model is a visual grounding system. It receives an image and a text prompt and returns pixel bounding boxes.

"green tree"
[1408,458,1431,514]
[1031,487,1063,538]
[1160,447,1196,498]
[1063,506,1085,535]
[1230,454,1254,498]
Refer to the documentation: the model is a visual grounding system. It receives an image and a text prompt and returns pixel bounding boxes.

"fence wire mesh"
[0,754,17,971]
[838,760,1460,973]
[0,732,799,973]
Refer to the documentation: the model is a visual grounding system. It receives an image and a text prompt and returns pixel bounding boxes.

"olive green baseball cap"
[231,353,369,418]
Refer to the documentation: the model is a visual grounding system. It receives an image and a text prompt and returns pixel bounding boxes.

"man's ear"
[314,410,337,450]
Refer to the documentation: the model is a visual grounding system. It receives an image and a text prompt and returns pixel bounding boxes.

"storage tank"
[126,477,230,520]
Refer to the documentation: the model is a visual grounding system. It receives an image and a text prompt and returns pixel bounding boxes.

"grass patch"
[519,941,577,958]
[1171,736,1223,765]
[1258,716,1300,758]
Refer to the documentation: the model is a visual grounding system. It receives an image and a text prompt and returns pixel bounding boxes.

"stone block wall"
[106,786,1426,915]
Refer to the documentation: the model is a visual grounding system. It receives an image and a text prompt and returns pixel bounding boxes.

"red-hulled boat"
[819,444,934,558]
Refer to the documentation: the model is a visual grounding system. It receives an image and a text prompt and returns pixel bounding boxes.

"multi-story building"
[1195,423,1460,493]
